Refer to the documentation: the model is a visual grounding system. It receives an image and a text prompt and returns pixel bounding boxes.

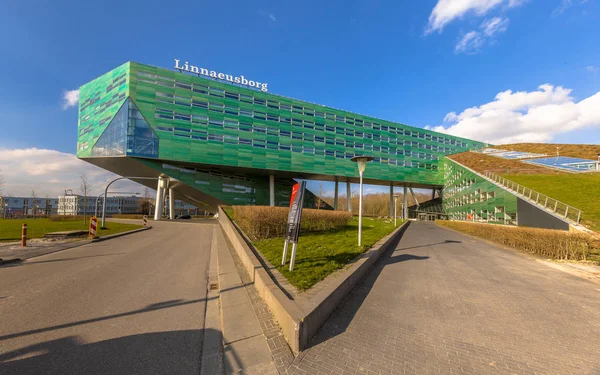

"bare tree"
[0,169,4,195]
[138,198,152,215]
[315,183,326,210]
[31,189,37,217]
[80,175,93,224]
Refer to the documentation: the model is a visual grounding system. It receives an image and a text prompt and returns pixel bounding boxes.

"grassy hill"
[503,174,600,232]
[447,144,600,233]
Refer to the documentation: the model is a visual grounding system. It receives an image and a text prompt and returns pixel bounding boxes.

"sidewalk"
[206,227,292,374]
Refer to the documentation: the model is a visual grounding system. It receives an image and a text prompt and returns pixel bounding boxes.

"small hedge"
[232,206,352,241]
[112,214,147,219]
[437,220,595,261]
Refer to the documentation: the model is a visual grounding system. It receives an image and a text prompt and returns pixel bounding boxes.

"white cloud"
[552,0,589,17]
[455,16,509,53]
[586,66,599,74]
[481,16,509,36]
[257,10,277,22]
[455,31,484,54]
[427,84,600,144]
[0,148,147,197]
[426,0,523,33]
[62,89,79,110]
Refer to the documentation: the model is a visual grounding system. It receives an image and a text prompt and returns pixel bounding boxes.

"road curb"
[92,226,151,242]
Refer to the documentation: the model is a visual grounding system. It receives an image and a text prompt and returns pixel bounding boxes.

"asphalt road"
[0,220,215,375]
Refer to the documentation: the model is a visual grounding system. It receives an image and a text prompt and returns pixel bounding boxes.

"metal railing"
[483,171,582,224]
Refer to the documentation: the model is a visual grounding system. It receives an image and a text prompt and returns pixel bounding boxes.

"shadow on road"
[396,239,462,252]
[0,329,216,375]
[0,299,212,342]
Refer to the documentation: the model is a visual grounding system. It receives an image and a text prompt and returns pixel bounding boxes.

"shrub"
[437,220,594,261]
[112,214,146,219]
[232,206,353,241]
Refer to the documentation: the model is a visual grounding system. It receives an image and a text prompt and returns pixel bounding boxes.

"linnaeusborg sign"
[174,58,269,92]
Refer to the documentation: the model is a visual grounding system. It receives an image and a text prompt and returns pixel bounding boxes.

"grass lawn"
[253,217,400,291]
[0,218,143,242]
[503,174,600,232]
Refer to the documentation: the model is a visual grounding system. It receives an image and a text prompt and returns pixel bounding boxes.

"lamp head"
[351,156,374,174]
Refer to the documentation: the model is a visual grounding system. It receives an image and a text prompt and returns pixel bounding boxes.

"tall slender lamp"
[351,156,373,246]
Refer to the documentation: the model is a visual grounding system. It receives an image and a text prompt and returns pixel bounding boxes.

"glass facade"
[92,98,158,158]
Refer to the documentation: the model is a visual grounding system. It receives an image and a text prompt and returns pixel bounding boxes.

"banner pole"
[281,239,289,265]
[289,242,298,271]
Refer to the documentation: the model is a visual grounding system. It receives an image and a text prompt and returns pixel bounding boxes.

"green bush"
[112,214,146,219]
[232,206,352,241]
[437,220,594,261]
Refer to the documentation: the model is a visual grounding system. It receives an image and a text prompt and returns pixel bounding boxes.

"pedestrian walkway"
[285,222,600,375]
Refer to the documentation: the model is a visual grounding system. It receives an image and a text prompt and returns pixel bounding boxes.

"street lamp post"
[101,177,159,228]
[351,156,373,247]
[393,194,401,227]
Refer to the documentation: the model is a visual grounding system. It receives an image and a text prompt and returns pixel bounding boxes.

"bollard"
[21,223,27,247]
[143,215,148,227]
[89,216,98,238]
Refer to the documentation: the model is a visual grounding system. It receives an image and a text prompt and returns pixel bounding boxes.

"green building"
[77,61,490,218]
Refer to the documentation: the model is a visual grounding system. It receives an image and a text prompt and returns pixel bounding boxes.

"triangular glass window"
[92,98,158,158]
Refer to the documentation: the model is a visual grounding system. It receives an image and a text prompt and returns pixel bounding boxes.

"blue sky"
[0,0,599,196]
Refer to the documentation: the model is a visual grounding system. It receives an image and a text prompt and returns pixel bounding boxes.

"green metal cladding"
[77,61,488,207]
[441,158,518,224]
[77,62,129,158]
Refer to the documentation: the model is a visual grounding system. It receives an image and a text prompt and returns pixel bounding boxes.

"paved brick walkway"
[286,222,600,375]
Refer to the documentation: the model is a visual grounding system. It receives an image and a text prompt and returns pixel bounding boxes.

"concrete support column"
[169,188,175,220]
[333,181,339,210]
[346,181,352,212]
[269,175,275,207]
[389,183,394,217]
[154,177,165,221]
[403,184,408,220]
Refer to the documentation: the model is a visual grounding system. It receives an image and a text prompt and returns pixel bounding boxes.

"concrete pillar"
[334,181,339,210]
[169,188,175,219]
[269,175,275,207]
[154,177,164,221]
[389,183,394,217]
[346,181,352,212]
[403,184,408,220]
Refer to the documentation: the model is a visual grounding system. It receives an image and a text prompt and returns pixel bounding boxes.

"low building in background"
[57,194,200,216]
[0,196,59,217]
[0,194,199,217]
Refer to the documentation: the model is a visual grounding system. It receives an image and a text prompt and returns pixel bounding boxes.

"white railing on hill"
[483,171,582,224]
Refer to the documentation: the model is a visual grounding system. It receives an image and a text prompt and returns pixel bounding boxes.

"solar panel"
[474,148,547,160]
[524,156,600,172]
